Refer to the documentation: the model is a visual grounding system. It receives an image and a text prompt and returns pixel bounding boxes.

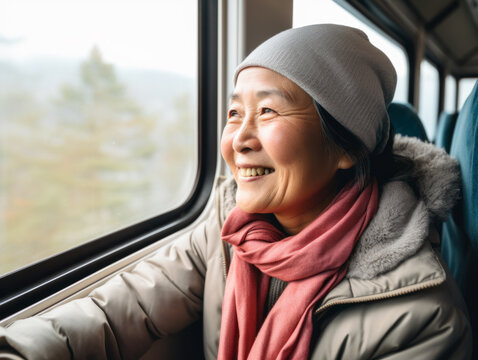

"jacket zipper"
[313,277,444,316]
[221,240,230,280]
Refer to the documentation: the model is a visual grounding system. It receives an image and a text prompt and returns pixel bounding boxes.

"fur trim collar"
[348,136,460,278]
[217,135,461,280]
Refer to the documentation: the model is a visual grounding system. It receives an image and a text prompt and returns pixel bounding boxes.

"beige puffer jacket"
[0,136,472,359]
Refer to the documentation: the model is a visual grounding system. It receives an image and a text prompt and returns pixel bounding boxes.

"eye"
[228,109,239,118]
[261,107,276,114]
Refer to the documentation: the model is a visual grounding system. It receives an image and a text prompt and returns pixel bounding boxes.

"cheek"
[263,124,303,165]
[264,123,332,178]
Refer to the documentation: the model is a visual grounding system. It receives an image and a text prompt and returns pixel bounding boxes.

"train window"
[292,0,408,103]
[445,75,457,113]
[0,0,198,276]
[458,78,478,110]
[418,60,439,140]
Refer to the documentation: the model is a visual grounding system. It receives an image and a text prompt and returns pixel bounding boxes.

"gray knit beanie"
[234,24,397,153]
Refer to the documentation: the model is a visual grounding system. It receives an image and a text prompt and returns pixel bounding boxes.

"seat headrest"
[450,81,478,240]
[387,102,428,141]
[435,112,458,153]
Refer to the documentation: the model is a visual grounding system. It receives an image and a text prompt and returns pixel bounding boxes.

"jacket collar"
[317,239,446,311]
[346,135,460,280]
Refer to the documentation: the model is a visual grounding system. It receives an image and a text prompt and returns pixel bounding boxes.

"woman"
[0,24,472,359]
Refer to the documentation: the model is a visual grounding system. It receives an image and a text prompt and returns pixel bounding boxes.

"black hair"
[315,102,415,191]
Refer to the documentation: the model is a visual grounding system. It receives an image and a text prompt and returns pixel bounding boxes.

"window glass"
[418,61,439,140]
[444,75,457,113]
[0,0,198,275]
[458,78,478,109]
[293,0,409,102]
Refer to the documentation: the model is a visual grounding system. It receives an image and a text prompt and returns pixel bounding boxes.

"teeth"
[238,167,274,177]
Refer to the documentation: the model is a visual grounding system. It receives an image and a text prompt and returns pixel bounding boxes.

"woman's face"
[221,67,352,233]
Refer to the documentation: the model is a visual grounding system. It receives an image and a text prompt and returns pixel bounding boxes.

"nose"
[232,117,261,153]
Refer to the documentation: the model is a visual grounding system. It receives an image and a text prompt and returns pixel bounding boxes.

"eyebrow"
[230,88,293,103]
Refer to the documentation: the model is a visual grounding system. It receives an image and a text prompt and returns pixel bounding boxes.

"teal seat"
[387,102,428,141]
[441,80,478,351]
[435,112,458,153]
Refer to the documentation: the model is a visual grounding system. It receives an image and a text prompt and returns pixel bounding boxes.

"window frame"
[418,59,440,140]
[0,0,218,320]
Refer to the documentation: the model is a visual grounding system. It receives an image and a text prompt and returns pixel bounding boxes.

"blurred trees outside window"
[0,0,198,275]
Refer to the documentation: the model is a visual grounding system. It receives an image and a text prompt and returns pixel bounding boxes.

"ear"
[337,153,355,170]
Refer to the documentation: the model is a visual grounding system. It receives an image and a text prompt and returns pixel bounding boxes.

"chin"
[236,195,262,214]
[236,201,256,213]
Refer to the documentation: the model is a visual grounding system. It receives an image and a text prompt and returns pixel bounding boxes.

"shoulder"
[311,277,471,359]
[311,238,472,359]
[311,246,471,359]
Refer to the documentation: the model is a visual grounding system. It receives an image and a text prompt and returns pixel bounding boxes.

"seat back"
[387,102,428,141]
[441,80,478,351]
[435,112,458,153]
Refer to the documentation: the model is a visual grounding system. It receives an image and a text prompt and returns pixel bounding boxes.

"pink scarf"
[218,180,379,360]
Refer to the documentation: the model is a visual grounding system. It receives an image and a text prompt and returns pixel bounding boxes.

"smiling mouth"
[238,167,275,177]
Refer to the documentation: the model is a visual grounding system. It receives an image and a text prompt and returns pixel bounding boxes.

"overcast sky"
[0,0,198,76]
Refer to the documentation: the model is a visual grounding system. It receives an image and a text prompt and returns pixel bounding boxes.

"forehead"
[230,88,292,103]
[231,67,309,103]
